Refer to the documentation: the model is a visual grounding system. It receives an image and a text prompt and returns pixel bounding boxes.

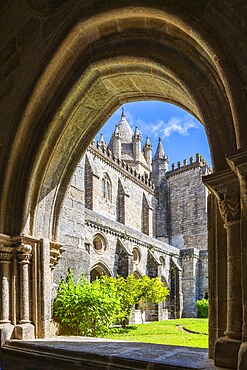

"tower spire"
[121,106,125,118]
[152,137,168,174]
[154,137,167,160]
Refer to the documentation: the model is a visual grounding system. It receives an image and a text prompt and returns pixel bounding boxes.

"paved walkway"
[1,337,231,369]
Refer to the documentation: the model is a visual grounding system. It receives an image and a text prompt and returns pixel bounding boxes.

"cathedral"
[54,109,211,321]
[2,2,247,367]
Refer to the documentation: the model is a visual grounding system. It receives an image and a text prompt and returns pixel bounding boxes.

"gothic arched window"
[102,173,112,201]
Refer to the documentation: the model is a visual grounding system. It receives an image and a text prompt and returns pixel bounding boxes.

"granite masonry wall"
[54,145,209,319]
[167,156,210,250]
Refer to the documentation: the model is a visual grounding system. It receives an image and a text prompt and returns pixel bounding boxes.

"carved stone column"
[17,244,32,324]
[203,170,242,369]
[14,243,34,339]
[227,150,247,369]
[0,247,12,324]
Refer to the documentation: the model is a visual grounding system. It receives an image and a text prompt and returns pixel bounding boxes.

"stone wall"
[53,144,209,320]
[54,160,89,290]
[85,146,155,235]
[167,158,210,250]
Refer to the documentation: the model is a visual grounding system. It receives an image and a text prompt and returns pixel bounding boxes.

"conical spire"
[99,133,105,145]
[97,133,106,149]
[134,126,142,141]
[144,136,152,149]
[117,108,134,143]
[154,137,167,160]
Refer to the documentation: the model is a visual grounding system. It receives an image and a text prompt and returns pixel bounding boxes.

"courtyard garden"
[105,318,208,348]
[53,269,208,348]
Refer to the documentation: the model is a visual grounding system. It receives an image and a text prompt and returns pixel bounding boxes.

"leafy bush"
[196,298,208,318]
[113,275,169,327]
[52,268,120,336]
[53,269,169,336]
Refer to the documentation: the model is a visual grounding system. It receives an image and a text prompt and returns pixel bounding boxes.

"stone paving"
[1,337,230,370]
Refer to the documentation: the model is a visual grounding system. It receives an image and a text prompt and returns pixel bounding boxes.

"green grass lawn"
[105,318,208,348]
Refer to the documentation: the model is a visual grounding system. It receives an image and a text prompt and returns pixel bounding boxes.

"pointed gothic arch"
[90,261,112,282]
[1,2,247,367]
[133,269,143,279]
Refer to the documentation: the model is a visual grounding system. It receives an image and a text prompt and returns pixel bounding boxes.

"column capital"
[227,149,247,206]
[16,243,32,263]
[50,241,65,269]
[203,170,240,224]
[0,244,13,262]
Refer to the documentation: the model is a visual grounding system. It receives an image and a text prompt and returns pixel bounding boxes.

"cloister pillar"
[0,241,14,345]
[203,170,242,369]
[0,249,12,324]
[227,150,247,369]
[14,243,35,339]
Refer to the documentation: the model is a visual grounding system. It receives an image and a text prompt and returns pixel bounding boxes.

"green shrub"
[52,268,120,336]
[196,298,209,318]
[113,275,169,327]
[53,269,169,336]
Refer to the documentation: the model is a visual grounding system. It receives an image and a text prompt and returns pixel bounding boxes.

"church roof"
[107,109,150,171]
[108,109,134,151]
[117,110,134,143]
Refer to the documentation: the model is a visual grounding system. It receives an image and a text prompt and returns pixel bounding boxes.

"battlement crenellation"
[89,142,155,191]
[167,153,211,177]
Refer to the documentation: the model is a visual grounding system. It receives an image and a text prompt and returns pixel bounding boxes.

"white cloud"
[160,116,199,138]
[112,109,199,140]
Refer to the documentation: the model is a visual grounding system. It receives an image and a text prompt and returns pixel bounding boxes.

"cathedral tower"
[152,138,169,242]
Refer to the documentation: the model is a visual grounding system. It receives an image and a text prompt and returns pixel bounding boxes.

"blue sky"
[96,101,211,168]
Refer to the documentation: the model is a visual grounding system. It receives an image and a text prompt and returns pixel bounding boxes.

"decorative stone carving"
[203,170,240,225]
[50,242,65,269]
[227,151,247,207]
[0,252,12,262]
[16,243,32,263]
[217,191,240,224]
[203,170,242,342]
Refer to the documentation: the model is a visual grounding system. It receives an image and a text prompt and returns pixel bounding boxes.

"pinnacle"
[99,133,105,143]
[144,136,152,148]
[114,124,120,135]
[154,137,168,161]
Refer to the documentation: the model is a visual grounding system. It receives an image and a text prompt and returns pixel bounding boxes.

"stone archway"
[0,5,240,239]
[90,262,112,282]
[1,2,247,368]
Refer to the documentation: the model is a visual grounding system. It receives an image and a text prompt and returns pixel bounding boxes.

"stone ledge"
[0,337,226,370]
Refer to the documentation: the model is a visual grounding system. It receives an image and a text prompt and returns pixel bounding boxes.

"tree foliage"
[53,269,169,336]
[196,298,209,318]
